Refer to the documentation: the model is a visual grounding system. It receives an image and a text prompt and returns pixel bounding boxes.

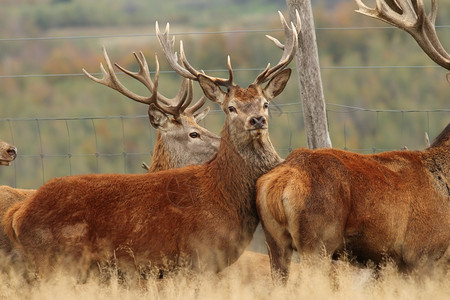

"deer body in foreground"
[256,0,450,284]
[256,124,449,283]
[0,140,17,166]
[3,12,299,277]
[0,52,220,258]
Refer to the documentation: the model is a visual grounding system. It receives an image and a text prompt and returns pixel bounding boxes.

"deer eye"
[228,106,236,113]
[263,102,269,109]
[189,132,200,138]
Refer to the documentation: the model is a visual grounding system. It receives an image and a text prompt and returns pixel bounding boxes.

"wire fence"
[0,9,449,188]
[1,103,448,189]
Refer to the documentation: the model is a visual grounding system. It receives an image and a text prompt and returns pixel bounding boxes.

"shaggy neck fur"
[425,123,450,195]
[207,120,283,251]
[148,132,174,173]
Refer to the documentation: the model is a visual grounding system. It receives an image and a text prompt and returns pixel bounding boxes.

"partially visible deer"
[0,140,17,166]
[0,188,34,256]
[355,0,449,78]
[3,11,299,279]
[256,0,449,284]
[0,51,220,259]
[83,48,220,172]
[0,139,24,258]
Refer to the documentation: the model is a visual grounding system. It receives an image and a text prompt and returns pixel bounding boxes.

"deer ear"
[148,104,170,130]
[198,75,227,105]
[263,68,291,100]
[194,106,210,123]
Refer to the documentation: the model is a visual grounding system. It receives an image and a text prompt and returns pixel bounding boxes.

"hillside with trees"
[0,0,449,187]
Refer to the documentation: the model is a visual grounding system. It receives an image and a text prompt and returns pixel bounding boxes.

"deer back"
[256,124,450,283]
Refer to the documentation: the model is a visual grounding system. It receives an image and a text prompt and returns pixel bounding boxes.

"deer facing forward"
[3,11,299,278]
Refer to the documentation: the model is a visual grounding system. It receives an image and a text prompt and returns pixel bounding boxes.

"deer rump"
[257,124,449,274]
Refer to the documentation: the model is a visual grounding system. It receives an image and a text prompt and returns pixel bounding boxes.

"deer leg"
[264,229,293,285]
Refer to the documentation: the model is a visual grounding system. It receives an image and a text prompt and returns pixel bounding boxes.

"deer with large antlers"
[256,0,449,284]
[0,51,221,261]
[3,11,300,278]
[83,48,220,172]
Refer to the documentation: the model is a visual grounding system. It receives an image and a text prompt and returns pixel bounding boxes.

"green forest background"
[0,0,449,188]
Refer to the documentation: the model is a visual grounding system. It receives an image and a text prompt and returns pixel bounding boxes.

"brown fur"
[0,187,34,254]
[2,70,290,278]
[0,103,219,260]
[256,123,450,283]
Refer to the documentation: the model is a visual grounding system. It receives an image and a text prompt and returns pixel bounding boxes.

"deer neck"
[208,122,282,256]
[425,124,450,178]
[209,122,282,232]
[148,131,174,173]
[423,125,450,194]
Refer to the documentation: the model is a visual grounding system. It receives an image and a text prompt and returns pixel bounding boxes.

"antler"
[82,47,206,119]
[355,0,450,71]
[253,10,301,85]
[156,11,300,88]
[156,22,235,88]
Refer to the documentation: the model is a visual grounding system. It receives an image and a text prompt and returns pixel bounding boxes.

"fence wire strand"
[0,22,449,188]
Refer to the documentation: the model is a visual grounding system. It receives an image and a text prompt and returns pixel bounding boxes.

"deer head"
[156,11,301,157]
[355,0,450,82]
[0,139,17,166]
[82,48,220,171]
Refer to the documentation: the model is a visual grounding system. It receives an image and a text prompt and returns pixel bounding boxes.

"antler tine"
[147,55,193,119]
[156,22,198,81]
[156,21,235,87]
[84,47,202,119]
[82,47,155,105]
[253,10,300,85]
[355,0,450,70]
[184,80,207,116]
[114,51,195,107]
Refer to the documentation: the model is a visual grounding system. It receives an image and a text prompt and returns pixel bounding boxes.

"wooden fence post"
[286,0,332,148]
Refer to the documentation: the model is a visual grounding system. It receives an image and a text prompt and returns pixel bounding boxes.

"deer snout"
[249,116,267,129]
[7,147,17,160]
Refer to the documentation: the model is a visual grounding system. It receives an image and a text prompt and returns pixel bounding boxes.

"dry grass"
[0,253,448,300]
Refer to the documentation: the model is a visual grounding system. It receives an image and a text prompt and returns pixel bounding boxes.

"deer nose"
[7,147,17,159]
[249,116,266,129]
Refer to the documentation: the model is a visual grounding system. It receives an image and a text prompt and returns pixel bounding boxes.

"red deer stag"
[84,47,278,280]
[83,48,220,172]
[0,150,33,257]
[0,140,16,166]
[3,11,299,278]
[257,0,449,284]
[0,52,221,259]
[257,124,449,283]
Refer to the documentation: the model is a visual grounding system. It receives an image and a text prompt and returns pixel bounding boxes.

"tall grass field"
[0,252,448,300]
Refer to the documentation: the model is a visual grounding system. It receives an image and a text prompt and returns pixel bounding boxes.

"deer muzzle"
[248,116,267,130]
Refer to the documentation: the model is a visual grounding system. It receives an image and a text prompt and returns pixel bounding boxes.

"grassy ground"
[0,253,448,300]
